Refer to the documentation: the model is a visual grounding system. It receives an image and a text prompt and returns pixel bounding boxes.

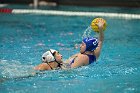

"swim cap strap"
[46,62,53,70]
[49,49,57,62]
[49,50,62,67]
[81,50,85,54]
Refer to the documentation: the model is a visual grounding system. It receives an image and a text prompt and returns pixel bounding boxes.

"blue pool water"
[0,5,140,93]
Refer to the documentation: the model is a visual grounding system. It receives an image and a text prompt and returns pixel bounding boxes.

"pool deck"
[0,0,140,7]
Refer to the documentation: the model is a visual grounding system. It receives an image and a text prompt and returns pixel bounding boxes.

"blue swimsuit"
[70,54,96,65]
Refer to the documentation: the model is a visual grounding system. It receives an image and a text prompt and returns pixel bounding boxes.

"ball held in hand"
[91,18,107,32]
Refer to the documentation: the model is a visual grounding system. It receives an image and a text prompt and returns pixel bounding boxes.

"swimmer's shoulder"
[74,54,89,65]
[78,54,89,60]
[70,53,79,58]
[34,63,49,70]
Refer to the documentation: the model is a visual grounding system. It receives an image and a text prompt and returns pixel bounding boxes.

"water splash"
[82,26,98,39]
[0,60,35,79]
[82,26,92,39]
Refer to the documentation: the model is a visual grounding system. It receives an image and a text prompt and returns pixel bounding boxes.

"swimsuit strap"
[70,56,77,65]
[70,54,96,65]
[86,54,96,64]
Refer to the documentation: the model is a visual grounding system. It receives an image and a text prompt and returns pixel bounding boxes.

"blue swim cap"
[82,37,98,51]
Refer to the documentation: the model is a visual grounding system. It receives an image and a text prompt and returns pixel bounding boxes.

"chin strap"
[57,62,62,68]
[46,62,53,70]
[81,50,94,55]
[45,61,61,70]
[81,49,86,54]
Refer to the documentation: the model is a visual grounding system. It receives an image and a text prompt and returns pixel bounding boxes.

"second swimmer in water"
[34,49,63,70]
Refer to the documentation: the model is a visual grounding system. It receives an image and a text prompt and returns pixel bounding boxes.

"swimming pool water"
[0,5,140,93]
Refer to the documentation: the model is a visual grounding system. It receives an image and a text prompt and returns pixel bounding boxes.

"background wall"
[0,0,140,7]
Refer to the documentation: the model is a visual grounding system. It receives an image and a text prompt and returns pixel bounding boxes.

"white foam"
[82,26,92,39]
[0,60,35,79]
[12,9,140,19]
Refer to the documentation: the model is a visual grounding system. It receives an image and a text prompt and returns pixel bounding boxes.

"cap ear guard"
[42,56,46,62]
[46,55,55,62]
[42,50,56,63]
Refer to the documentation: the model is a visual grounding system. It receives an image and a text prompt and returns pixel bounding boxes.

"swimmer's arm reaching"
[94,19,105,59]
[64,53,79,64]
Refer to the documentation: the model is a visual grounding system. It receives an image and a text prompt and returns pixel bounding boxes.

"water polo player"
[65,18,105,68]
[34,49,63,70]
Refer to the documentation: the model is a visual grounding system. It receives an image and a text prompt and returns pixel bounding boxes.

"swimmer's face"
[54,51,63,63]
[80,42,86,53]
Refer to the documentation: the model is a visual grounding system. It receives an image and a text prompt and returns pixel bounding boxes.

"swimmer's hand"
[97,19,105,31]
[61,63,71,70]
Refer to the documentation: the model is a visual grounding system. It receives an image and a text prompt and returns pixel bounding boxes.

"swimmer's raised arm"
[94,19,105,59]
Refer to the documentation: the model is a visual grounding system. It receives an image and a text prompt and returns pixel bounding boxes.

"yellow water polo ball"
[91,18,107,33]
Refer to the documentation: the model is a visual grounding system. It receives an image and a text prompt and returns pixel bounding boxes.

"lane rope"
[0,8,140,19]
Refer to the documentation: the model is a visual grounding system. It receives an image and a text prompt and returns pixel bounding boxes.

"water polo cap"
[42,49,57,63]
[82,37,98,52]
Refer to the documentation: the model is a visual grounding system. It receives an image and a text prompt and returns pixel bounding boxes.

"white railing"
[12,9,140,19]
